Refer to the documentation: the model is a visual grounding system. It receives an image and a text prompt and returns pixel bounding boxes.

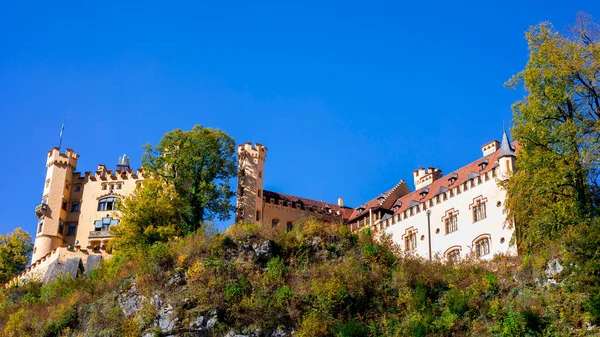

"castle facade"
[9,129,516,286]
[237,130,518,261]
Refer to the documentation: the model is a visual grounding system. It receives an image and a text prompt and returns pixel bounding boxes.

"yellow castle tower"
[32,147,79,263]
[236,143,267,223]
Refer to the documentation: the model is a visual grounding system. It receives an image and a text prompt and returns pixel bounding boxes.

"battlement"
[238,142,267,159]
[76,167,144,181]
[46,147,79,169]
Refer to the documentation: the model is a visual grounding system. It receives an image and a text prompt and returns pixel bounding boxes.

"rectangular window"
[473,202,487,222]
[256,210,261,221]
[94,220,102,230]
[67,223,77,236]
[58,220,64,235]
[445,214,458,234]
[258,189,262,197]
[62,199,68,211]
[404,232,417,251]
[258,171,262,178]
[239,188,244,197]
[71,201,80,212]
[75,185,81,192]
[286,221,293,232]
[38,220,44,233]
[271,218,279,227]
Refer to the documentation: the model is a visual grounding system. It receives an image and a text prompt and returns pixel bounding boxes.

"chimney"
[337,197,344,207]
[482,140,500,157]
[413,167,443,190]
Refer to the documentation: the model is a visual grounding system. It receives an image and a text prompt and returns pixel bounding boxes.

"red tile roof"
[391,142,519,216]
[347,180,410,221]
[263,190,354,220]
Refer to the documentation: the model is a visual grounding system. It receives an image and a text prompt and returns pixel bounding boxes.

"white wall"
[384,177,516,261]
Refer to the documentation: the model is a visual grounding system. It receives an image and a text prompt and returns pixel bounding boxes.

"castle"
[236,130,517,261]
[8,129,516,285]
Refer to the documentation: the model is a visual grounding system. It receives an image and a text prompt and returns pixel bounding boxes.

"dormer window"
[377,194,386,205]
[357,204,366,214]
[419,187,429,199]
[392,201,402,212]
[448,173,458,185]
[479,159,489,171]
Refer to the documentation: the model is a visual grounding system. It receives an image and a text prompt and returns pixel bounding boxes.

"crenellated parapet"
[75,167,144,182]
[46,147,79,170]
[238,142,267,159]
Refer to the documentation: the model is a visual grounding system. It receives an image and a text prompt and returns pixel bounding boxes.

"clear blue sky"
[0,1,598,236]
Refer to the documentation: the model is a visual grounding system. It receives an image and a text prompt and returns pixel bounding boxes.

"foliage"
[0,227,33,284]
[0,219,598,336]
[110,178,183,251]
[142,124,237,234]
[504,12,600,252]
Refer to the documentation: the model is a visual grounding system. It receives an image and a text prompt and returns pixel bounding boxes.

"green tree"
[142,125,237,234]
[504,13,600,253]
[110,179,183,250]
[0,227,33,284]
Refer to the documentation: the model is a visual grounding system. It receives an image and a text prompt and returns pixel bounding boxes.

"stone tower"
[32,147,79,263]
[236,143,267,224]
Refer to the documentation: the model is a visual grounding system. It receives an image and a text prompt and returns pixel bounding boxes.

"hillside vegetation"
[0,220,596,336]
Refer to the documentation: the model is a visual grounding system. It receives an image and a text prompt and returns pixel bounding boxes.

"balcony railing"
[35,203,48,217]
[88,230,113,239]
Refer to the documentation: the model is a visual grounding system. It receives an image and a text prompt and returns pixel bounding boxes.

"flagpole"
[59,119,65,150]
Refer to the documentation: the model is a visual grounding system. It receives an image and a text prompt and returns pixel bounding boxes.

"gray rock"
[188,315,214,337]
[118,285,146,318]
[151,294,179,334]
[252,240,273,260]
[167,273,184,286]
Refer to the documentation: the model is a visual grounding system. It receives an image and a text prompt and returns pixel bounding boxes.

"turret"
[116,154,131,171]
[497,128,516,179]
[32,148,80,263]
[236,143,267,224]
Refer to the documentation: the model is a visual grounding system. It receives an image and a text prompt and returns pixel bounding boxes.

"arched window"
[446,248,461,263]
[286,221,293,232]
[474,236,491,257]
[98,197,117,211]
[271,218,279,227]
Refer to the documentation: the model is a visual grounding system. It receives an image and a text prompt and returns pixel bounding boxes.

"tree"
[142,125,237,234]
[110,179,183,251]
[504,13,600,253]
[0,228,33,284]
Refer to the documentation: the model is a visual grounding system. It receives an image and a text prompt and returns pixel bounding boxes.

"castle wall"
[381,173,516,260]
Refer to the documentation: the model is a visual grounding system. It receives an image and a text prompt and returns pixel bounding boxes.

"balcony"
[88,230,114,239]
[35,203,49,217]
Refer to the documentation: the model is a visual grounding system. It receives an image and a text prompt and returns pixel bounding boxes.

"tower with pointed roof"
[498,128,517,179]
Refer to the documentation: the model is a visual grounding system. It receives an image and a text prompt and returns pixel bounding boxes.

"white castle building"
[237,130,518,261]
